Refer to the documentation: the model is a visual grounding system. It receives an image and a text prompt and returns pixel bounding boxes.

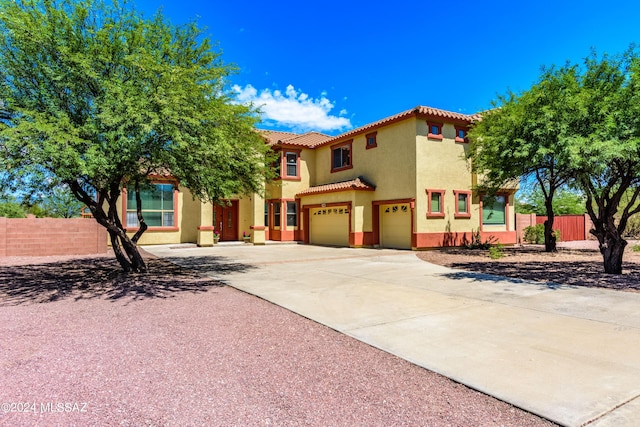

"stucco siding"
[313,119,417,201]
[414,120,479,235]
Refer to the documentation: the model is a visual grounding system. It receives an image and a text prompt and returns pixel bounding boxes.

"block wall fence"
[0,216,108,257]
[515,213,595,243]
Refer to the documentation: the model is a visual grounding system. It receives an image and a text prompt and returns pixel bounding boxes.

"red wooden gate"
[536,215,586,242]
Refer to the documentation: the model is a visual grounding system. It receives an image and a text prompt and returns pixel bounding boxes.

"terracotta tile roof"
[297,176,375,197]
[279,131,332,148]
[317,105,481,147]
[261,130,299,146]
[261,130,332,148]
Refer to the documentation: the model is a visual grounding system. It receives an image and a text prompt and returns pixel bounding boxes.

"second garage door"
[309,206,349,247]
[380,203,411,249]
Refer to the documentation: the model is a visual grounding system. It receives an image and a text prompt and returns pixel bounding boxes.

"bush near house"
[523,224,561,244]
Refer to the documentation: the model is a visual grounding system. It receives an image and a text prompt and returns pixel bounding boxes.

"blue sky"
[135,0,640,136]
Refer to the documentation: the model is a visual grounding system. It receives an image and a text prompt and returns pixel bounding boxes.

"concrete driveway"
[143,243,640,427]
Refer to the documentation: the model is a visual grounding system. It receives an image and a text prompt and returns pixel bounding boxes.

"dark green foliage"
[523,224,545,244]
[0,200,26,218]
[470,46,640,274]
[523,224,561,244]
[0,0,274,272]
[468,64,581,252]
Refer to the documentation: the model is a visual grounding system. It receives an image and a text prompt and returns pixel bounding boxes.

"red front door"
[214,201,239,241]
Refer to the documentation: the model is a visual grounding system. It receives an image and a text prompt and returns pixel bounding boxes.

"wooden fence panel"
[535,215,586,242]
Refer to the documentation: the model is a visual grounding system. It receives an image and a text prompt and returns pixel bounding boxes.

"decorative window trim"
[426,189,446,218]
[365,131,378,149]
[454,190,472,218]
[122,183,179,231]
[331,140,353,172]
[282,149,302,181]
[455,126,469,143]
[427,121,443,140]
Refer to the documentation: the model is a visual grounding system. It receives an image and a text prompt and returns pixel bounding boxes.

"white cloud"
[233,84,352,133]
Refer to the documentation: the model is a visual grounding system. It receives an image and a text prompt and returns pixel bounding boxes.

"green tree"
[40,185,84,218]
[0,0,273,272]
[468,65,580,252]
[516,185,586,215]
[0,197,26,218]
[470,47,640,274]
[566,50,640,274]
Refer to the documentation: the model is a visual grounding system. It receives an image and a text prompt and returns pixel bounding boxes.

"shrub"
[523,224,561,244]
[632,244,640,252]
[489,244,504,259]
[624,216,640,239]
[523,224,544,244]
[0,201,26,218]
[554,228,561,243]
[464,229,497,250]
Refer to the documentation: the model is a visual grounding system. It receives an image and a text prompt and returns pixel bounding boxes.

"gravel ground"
[0,251,555,426]
[417,240,640,292]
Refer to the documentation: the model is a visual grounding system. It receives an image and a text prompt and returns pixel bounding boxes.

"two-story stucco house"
[118,105,517,249]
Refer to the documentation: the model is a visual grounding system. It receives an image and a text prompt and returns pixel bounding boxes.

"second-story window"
[427,122,443,140]
[331,141,352,172]
[455,126,468,143]
[285,151,298,177]
[366,132,377,149]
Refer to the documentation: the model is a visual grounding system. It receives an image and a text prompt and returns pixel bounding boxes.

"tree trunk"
[67,180,148,274]
[543,219,557,252]
[595,232,627,274]
[543,197,557,252]
[117,231,148,273]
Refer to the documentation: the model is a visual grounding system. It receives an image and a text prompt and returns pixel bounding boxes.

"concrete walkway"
[143,244,640,427]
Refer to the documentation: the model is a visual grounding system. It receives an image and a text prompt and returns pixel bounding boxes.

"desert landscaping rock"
[0,252,554,426]
[417,241,640,292]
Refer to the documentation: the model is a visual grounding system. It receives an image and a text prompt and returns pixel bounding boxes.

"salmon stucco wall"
[0,217,108,256]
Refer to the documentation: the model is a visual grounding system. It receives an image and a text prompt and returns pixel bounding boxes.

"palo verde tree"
[467,65,580,252]
[0,0,273,272]
[566,49,640,274]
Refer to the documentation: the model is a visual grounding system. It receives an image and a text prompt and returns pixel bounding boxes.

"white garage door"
[380,203,411,249]
[309,206,349,247]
